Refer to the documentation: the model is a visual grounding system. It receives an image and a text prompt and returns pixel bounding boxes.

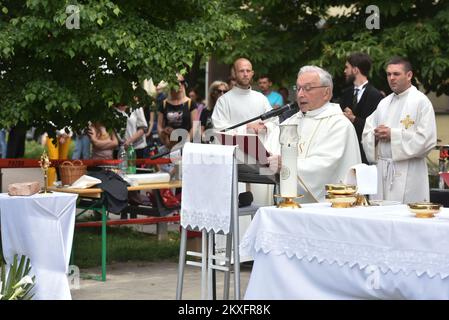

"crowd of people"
[209,55,437,206]
[0,53,439,205]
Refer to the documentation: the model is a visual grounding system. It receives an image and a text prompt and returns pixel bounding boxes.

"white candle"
[280,143,298,197]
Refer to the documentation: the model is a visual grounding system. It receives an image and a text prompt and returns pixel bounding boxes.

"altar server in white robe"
[212,58,277,141]
[211,58,278,262]
[362,57,437,203]
[266,66,362,203]
[212,57,277,206]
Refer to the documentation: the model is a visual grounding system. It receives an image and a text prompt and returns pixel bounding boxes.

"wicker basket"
[59,160,87,186]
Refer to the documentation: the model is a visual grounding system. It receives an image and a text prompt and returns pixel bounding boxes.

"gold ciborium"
[325,183,357,208]
[408,202,441,218]
[325,183,357,195]
[38,151,52,194]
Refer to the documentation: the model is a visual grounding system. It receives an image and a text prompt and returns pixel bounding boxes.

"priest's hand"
[268,153,281,174]
[343,107,356,123]
[374,125,391,142]
[247,121,266,134]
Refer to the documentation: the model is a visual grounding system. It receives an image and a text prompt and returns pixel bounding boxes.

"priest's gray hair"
[298,66,333,89]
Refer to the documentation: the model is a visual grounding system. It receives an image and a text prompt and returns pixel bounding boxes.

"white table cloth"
[241,203,449,299]
[181,143,236,234]
[0,192,77,300]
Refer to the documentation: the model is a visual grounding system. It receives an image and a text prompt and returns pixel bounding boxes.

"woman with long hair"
[157,74,198,149]
[200,81,229,142]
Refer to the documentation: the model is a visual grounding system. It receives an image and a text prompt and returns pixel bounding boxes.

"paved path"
[71,261,252,300]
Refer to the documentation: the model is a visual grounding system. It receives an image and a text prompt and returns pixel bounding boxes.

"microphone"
[259,102,298,121]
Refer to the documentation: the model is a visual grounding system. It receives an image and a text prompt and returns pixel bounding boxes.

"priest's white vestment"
[266,102,362,203]
[362,85,437,203]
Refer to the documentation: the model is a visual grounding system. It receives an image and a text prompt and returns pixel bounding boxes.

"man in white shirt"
[362,57,437,203]
[267,66,361,203]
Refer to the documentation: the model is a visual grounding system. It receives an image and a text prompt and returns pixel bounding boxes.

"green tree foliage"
[2,1,449,136]
[217,0,449,96]
[0,0,246,135]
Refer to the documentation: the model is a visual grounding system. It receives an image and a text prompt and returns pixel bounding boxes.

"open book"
[215,131,269,166]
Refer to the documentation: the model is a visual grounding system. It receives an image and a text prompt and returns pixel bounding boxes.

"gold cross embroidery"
[400,115,415,129]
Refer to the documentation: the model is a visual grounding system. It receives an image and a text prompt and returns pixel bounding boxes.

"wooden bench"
[50,180,181,281]
[75,215,180,240]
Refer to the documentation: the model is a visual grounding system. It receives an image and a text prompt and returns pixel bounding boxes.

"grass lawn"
[0,226,181,269]
[72,226,180,268]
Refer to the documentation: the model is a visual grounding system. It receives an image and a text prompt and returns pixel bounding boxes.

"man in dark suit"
[340,52,384,164]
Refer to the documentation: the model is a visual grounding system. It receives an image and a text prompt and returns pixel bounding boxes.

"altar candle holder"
[276,124,302,209]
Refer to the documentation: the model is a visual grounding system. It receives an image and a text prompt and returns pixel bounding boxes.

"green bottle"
[127,144,136,174]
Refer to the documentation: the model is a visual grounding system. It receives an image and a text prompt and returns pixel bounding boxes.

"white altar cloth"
[0,192,78,300]
[241,203,449,299]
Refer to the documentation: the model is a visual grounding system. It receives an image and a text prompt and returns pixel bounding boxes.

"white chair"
[175,143,258,300]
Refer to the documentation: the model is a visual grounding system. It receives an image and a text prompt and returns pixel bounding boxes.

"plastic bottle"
[118,144,128,175]
[127,144,136,174]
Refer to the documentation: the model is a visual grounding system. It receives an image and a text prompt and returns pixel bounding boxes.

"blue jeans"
[0,129,7,158]
[72,134,91,159]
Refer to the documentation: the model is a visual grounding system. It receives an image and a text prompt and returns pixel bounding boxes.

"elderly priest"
[267,65,361,203]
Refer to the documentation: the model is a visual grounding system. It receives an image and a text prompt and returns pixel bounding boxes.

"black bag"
[89,170,129,214]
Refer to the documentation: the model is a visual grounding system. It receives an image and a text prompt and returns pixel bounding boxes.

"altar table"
[241,203,449,300]
[0,192,77,300]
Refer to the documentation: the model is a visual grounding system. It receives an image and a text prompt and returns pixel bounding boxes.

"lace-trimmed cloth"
[181,143,236,234]
[240,204,449,279]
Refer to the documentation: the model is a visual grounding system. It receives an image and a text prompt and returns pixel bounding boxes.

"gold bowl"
[326,194,357,208]
[407,202,442,218]
[325,183,357,195]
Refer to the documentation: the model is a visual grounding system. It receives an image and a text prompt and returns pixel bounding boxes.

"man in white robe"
[212,58,275,135]
[211,58,277,262]
[267,66,361,202]
[362,57,437,203]
[212,58,277,206]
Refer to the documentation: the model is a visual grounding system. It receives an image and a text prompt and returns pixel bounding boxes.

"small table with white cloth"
[0,192,78,300]
[241,203,449,299]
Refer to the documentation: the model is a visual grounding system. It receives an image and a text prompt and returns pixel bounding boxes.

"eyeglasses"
[294,84,329,92]
[214,89,228,94]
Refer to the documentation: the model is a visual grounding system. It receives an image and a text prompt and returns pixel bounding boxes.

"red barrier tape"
[75,215,180,228]
[0,158,177,168]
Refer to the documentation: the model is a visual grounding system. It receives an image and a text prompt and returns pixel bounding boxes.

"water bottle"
[127,144,136,174]
[118,144,128,175]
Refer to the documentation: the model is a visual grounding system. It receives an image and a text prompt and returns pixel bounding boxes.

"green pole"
[101,205,107,281]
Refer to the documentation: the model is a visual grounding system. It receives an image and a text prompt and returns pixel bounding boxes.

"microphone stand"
[220,102,297,132]
[221,114,263,132]
[150,147,182,160]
